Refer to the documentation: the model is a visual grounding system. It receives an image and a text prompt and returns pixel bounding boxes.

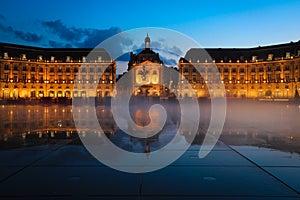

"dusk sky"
[0,0,300,48]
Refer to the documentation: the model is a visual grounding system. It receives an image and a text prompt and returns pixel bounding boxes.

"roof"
[184,41,300,63]
[127,48,162,70]
[0,42,111,62]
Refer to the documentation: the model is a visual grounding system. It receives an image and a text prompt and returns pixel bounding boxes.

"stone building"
[179,41,300,99]
[0,43,116,99]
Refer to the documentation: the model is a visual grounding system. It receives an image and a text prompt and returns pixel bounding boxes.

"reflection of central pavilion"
[127,34,165,96]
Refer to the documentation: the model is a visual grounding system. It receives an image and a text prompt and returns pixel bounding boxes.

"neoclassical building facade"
[0,43,116,99]
[179,41,300,99]
[1,37,300,100]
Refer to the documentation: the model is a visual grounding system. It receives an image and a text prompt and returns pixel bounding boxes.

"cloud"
[0,23,42,42]
[160,57,177,66]
[48,40,72,48]
[42,19,123,48]
[42,20,82,42]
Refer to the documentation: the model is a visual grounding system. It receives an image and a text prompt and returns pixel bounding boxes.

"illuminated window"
[267,54,273,60]
[276,74,281,82]
[267,74,272,82]
[285,74,290,82]
[4,73,9,81]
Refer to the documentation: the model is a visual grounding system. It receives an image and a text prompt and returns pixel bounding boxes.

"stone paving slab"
[141,166,298,197]
[231,146,300,167]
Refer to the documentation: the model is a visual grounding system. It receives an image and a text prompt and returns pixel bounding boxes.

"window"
[39,67,43,72]
[251,67,255,73]
[239,68,245,73]
[90,68,94,73]
[192,76,197,83]
[4,64,9,70]
[22,74,26,81]
[105,68,111,73]
[192,68,196,73]
[184,67,188,73]
[224,68,229,73]
[267,74,272,82]
[105,76,110,82]
[276,74,281,82]
[13,74,18,82]
[97,68,102,73]
[13,65,18,71]
[285,74,290,82]
[267,66,272,72]
[31,67,35,72]
[74,68,78,73]
[22,66,27,71]
[153,70,157,75]
[251,75,255,82]
[259,74,263,82]
[232,68,236,73]
[50,67,54,73]
[81,68,86,73]
[223,75,229,82]
[240,75,244,82]
[259,67,263,72]
[4,73,9,81]
[285,66,290,71]
[90,76,94,82]
[276,66,281,71]
[66,67,70,73]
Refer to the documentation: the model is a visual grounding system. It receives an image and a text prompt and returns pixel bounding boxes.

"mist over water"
[1,99,300,153]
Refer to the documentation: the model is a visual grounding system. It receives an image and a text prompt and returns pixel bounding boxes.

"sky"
[0,0,300,49]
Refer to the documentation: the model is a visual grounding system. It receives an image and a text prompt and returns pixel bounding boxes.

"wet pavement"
[0,101,300,199]
[0,141,300,199]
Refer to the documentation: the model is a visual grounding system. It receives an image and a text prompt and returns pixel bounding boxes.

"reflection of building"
[1,39,300,99]
[0,43,116,99]
[179,42,300,98]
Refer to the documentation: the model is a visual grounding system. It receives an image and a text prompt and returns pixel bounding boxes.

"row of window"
[1,65,114,73]
[182,65,298,74]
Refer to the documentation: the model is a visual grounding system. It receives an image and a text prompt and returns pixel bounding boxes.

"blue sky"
[0,0,300,48]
